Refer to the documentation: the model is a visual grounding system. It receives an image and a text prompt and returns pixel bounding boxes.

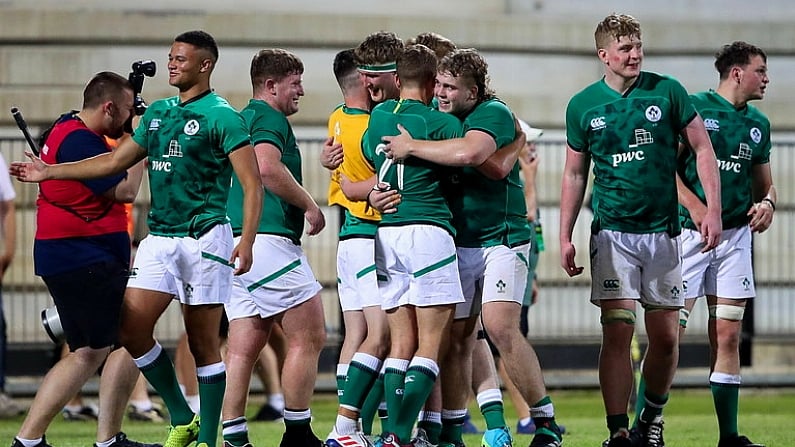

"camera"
[41,305,65,344]
[128,60,156,116]
[124,60,156,133]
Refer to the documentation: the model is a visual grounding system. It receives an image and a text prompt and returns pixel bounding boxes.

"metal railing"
[1,134,793,347]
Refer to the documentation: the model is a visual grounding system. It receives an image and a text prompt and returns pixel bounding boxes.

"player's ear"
[265,78,278,94]
[200,57,214,73]
[468,84,479,102]
[732,65,743,84]
[101,101,114,118]
[597,48,608,65]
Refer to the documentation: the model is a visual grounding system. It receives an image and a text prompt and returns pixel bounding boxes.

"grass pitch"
[0,388,791,447]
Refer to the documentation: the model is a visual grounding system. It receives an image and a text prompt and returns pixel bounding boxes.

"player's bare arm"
[339,173,400,214]
[11,136,146,183]
[383,123,496,166]
[519,143,540,221]
[0,198,14,277]
[477,127,526,180]
[682,114,722,251]
[256,142,325,236]
[559,145,589,277]
[748,163,776,233]
[229,144,263,275]
[675,171,708,229]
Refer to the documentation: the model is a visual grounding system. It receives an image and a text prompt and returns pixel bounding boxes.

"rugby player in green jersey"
[673,41,772,447]
[10,31,264,447]
[321,32,403,447]
[361,44,464,447]
[326,33,461,447]
[222,49,327,447]
[559,14,723,447]
[383,48,561,447]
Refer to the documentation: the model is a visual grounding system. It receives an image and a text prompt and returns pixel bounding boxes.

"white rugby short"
[455,243,529,319]
[681,226,755,300]
[590,229,684,308]
[128,223,234,305]
[375,225,464,311]
[226,234,322,320]
[337,237,381,312]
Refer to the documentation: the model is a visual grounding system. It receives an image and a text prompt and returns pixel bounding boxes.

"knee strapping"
[600,308,636,325]
[709,304,745,321]
[679,308,690,329]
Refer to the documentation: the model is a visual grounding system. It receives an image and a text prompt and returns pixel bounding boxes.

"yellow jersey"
[327,104,380,221]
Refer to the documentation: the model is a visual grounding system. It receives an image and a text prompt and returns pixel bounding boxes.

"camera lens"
[41,306,65,344]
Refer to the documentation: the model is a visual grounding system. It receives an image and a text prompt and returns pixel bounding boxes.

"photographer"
[11,72,153,447]
[11,31,264,447]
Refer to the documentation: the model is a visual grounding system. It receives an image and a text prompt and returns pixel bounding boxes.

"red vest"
[35,117,128,240]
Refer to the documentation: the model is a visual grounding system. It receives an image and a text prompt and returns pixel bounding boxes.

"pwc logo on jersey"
[150,140,184,172]
[590,116,606,130]
[718,159,742,173]
[720,141,752,173]
[732,142,752,161]
[612,128,653,167]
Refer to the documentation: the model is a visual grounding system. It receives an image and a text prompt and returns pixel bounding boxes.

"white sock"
[268,393,285,412]
[129,399,153,412]
[186,394,200,413]
[334,413,359,435]
[16,439,44,447]
[95,437,116,447]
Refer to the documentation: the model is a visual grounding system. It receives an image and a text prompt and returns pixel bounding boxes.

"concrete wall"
[1,2,795,130]
[1,2,794,346]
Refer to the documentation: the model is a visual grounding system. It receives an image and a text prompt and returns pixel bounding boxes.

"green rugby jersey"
[132,91,250,237]
[678,90,771,230]
[339,212,378,239]
[228,99,304,244]
[363,98,463,235]
[566,71,697,235]
[444,98,532,248]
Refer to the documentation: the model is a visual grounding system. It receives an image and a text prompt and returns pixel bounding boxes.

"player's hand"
[687,203,708,231]
[304,205,326,236]
[530,278,539,306]
[382,124,414,160]
[368,183,401,214]
[230,241,254,276]
[0,252,12,279]
[699,209,722,252]
[518,146,540,174]
[320,137,343,170]
[10,151,49,183]
[513,114,523,138]
[748,201,774,233]
[560,242,584,277]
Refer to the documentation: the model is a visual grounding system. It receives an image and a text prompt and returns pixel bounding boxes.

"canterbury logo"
[603,279,620,290]
[590,116,606,130]
[704,118,720,131]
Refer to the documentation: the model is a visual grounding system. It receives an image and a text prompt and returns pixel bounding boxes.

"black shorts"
[42,259,129,351]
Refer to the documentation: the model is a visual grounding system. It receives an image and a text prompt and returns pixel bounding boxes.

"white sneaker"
[0,392,22,418]
[325,427,373,447]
